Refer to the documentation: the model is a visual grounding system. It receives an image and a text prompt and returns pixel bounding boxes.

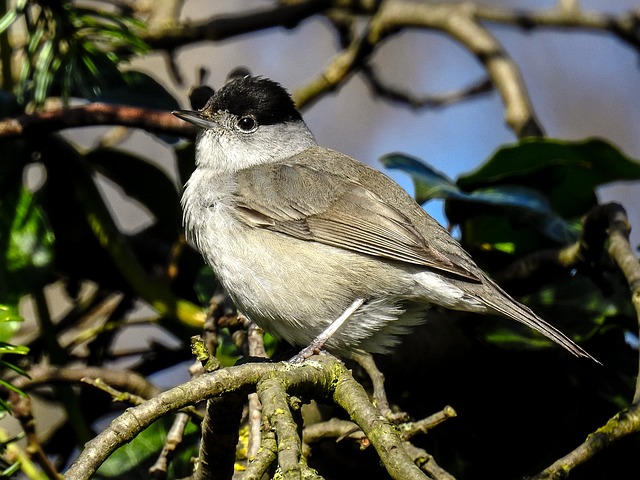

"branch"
[303,418,367,445]
[330,360,429,480]
[367,1,543,137]
[0,103,196,140]
[475,5,640,53]
[247,322,267,460]
[243,421,278,480]
[360,66,494,109]
[399,406,458,441]
[191,334,243,480]
[529,400,640,479]
[194,392,245,480]
[13,364,161,400]
[257,376,305,478]
[293,1,543,136]
[64,355,432,480]
[601,205,640,403]
[293,14,377,109]
[65,362,279,479]
[8,392,63,480]
[148,412,190,479]
[141,0,330,50]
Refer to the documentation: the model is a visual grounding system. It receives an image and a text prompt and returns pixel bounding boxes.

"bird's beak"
[172,109,217,129]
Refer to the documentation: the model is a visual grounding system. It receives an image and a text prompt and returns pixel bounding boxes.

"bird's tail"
[481,278,600,364]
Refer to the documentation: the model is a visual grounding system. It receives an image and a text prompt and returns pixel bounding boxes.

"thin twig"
[404,443,457,480]
[349,352,399,420]
[247,322,267,460]
[529,400,640,480]
[400,406,458,440]
[149,413,190,479]
[14,364,161,400]
[361,65,494,109]
[8,392,63,480]
[81,377,147,406]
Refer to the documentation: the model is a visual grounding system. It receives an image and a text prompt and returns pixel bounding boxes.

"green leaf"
[381,152,577,244]
[33,40,56,105]
[0,187,55,302]
[0,459,21,476]
[95,417,199,479]
[0,304,21,324]
[0,9,17,34]
[381,153,462,204]
[194,266,217,307]
[444,138,640,254]
[0,340,29,356]
[457,138,640,218]
[85,148,180,239]
[0,375,28,396]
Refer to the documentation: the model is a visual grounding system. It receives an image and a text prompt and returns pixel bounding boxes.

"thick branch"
[294,1,543,136]
[475,5,640,53]
[257,376,303,479]
[194,392,245,480]
[330,362,429,480]
[141,0,330,50]
[602,205,640,403]
[64,362,279,479]
[0,103,196,140]
[366,1,543,137]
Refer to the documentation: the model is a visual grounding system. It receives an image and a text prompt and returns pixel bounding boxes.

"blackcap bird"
[174,75,596,362]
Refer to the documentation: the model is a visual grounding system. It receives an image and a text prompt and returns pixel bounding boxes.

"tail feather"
[481,279,600,364]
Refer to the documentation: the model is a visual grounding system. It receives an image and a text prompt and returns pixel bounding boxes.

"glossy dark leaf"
[457,138,640,218]
[381,153,462,204]
[382,152,576,244]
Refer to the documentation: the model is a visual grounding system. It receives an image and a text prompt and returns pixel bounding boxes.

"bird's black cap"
[203,76,303,126]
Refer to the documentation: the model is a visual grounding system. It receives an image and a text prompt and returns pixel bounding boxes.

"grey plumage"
[175,76,596,362]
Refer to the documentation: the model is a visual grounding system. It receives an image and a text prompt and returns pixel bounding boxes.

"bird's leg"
[289,298,365,363]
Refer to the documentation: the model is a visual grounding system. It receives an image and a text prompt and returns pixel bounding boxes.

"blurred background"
[92,0,640,246]
[14,0,640,439]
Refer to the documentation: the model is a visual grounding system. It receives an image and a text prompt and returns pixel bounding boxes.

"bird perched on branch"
[174,75,596,363]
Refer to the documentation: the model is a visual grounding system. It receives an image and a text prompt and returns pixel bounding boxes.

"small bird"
[174,75,595,362]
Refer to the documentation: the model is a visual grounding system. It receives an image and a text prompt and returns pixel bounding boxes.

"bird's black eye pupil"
[237,116,256,132]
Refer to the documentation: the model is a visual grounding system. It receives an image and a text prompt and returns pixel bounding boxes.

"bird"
[173,75,596,362]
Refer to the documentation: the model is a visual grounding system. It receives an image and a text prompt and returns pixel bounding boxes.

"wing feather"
[233,163,480,282]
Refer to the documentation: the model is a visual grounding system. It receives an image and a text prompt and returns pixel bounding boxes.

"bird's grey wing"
[233,163,480,281]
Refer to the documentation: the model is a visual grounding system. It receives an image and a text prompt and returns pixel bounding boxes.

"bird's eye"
[236,116,257,132]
